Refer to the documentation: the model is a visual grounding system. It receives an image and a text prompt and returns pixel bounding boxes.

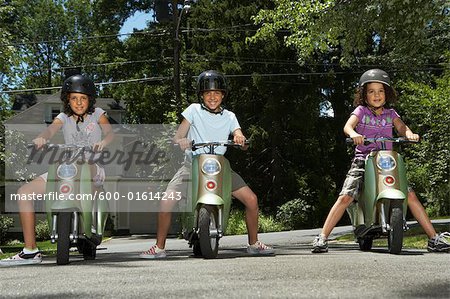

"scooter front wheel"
[198,205,219,259]
[388,202,404,254]
[56,212,71,265]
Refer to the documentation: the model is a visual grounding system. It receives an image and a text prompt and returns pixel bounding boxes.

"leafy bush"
[258,214,284,233]
[35,220,51,241]
[226,209,284,235]
[276,198,314,230]
[226,210,247,235]
[0,215,14,245]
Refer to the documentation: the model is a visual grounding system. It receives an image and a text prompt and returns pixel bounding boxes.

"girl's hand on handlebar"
[405,132,420,142]
[349,133,365,145]
[93,141,106,152]
[32,137,47,149]
[176,138,192,150]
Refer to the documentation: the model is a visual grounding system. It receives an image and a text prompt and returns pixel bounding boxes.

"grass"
[0,237,111,260]
[335,224,449,249]
[0,240,57,259]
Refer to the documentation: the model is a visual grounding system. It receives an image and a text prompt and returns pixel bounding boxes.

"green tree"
[251,0,448,68]
[397,63,450,216]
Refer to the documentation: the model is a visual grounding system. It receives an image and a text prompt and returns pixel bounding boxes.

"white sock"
[23,247,39,254]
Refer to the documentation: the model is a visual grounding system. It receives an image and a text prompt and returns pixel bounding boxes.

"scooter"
[346,137,417,254]
[181,141,246,259]
[42,144,108,264]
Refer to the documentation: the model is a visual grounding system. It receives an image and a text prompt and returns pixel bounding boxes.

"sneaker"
[312,234,328,253]
[427,232,450,253]
[246,240,275,255]
[139,245,167,259]
[0,251,42,266]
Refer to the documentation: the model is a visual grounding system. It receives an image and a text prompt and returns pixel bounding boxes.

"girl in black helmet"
[312,69,449,253]
[1,74,114,266]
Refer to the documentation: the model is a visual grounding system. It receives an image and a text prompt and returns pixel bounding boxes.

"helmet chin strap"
[74,113,84,124]
[201,103,224,115]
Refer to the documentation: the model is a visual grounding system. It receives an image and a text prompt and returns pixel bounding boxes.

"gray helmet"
[197,70,227,97]
[359,69,391,87]
[61,74,96,100]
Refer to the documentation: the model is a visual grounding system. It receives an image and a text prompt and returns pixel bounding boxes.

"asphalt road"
[1,224,449,298]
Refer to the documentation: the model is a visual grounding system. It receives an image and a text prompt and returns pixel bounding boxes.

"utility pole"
[173,0,190,108]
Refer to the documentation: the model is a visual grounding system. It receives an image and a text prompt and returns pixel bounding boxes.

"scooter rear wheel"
[388,203,404,254]
[193,240,202,257]
[56,212,71,265]
[358,237,373,251]
[198,205,219,259]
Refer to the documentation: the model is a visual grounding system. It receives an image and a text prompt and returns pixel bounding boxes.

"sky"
[119,11,155,39]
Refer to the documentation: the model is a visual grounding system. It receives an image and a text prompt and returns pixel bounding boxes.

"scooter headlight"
[201,158,221,175]
[377,155,396,171]
[57,163,77,179]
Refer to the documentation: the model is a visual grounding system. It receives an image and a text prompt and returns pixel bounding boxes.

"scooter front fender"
[197,194,225,206]
[376,189,406,201]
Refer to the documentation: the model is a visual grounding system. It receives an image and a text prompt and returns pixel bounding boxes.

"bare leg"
[407,191,436,238]
[16,177,46,249]
[232,186,259,245]
[321,194,354,238]
[155,192,179,249]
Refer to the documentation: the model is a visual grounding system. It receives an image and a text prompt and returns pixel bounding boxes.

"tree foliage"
[251,0,449,67]
[397,62,450,216]
[1,0,449,228]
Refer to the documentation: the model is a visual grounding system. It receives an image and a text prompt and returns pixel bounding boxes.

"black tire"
[192,240,202,257]
[389,203,403,254]
[83,242,97,260]
[56,212,71,265]
[198,205,219,259]
[358,238,373,251]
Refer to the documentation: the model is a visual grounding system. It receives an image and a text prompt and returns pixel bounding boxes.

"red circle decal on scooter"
[206,180,217,191]
[60,184,72,194]
[384,176,395,186]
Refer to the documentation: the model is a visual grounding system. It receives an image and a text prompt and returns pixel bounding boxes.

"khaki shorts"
[166,164,247,200]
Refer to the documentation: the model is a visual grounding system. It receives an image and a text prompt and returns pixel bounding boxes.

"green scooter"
[181,141,246,259]
[346,137,417,254]
[43,144,108,265]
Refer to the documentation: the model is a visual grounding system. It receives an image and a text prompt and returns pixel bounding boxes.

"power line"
[2,24,261,47]
[16,58,171,74]
[3,30,171,47]
[2,76,171,94]
[3,67,444,94]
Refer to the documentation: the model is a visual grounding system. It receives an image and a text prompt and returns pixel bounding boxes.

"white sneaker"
[247,241,275,255]
[139,245,167,259]
[0,251,42,266]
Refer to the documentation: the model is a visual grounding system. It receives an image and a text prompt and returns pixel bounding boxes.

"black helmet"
[359,69,391,87]
[61,74,96,100]
[197,70,227,97]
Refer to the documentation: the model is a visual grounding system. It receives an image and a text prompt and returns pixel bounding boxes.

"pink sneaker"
[0,251,42,266]
[139,245,167,259]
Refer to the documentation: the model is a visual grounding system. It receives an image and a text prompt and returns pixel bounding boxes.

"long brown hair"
[353,83,397,107]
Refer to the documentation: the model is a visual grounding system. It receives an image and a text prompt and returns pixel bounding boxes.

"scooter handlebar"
[27,143,94,151]
[191,140,250,151]
[345,137,420,145]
